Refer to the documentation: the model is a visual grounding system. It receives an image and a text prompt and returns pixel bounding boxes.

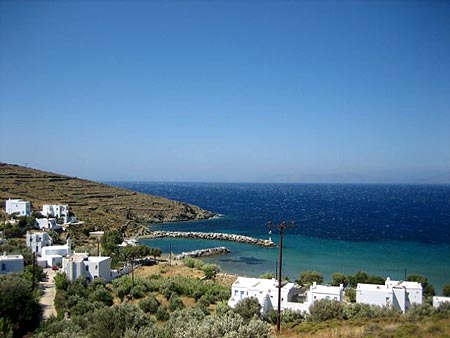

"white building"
[41,239,71,267]
[228,277,343,314]
[0,254,24,274]
[356,277,422,313]
[62,254,112,283]
[26,231,53,254]
[5,198,31,216]
[433,296,450,308]
[35,218,61,231]
[42,204,69,223]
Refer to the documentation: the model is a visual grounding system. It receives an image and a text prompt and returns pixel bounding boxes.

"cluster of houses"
[228,275,450,314]
[4,198,79,230]
[1,198,118,283]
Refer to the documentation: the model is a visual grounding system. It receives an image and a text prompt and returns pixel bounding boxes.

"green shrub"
[201,263,219,279]
[54,272,70,291]
[281,309,305,326]
[259,272,275,279]
[156,305,170,321]
[183,257,203,269]
[139,295,160,314]
[343,303,375,319]
[331,272,347,287]
[443,283,450,297]
[345,287,356,302]
[215,300,231,316]
[233,297,261,321]
[90,286,113,306]
[308,299,344,322]
[407,303,435,317]
[297,271,323,286]
[168,293,185,312]
[131,284,146,299]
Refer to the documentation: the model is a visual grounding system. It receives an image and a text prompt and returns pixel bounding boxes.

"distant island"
[0,163,215,239]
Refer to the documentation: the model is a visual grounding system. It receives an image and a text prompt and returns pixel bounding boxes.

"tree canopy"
[0,274,41,337]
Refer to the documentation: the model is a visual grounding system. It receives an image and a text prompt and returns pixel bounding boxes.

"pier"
[174,246,230,260]
[141,230,276,247]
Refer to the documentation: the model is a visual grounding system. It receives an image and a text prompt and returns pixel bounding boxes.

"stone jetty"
[174,246,230,260]
[142,230,276,247]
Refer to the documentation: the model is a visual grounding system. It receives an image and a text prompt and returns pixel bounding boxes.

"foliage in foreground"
[35,303,273,338]
[0,274,41,338]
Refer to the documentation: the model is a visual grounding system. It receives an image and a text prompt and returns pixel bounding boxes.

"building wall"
[36,218,59,230]
[229,278,343,315]
[0,256,24,274]
[392,287,406,313]
[85,258,112,282]
[357,289,392,308]
[406,287,422,305]
[42,205,69,223]
[433,296,450,308]
[26,232,53,254]
[5,199,31,216]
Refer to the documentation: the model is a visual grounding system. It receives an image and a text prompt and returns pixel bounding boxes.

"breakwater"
[142,230,276,247]
[174,246,230,260]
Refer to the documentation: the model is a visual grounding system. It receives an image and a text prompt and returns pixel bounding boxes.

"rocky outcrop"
[142,231,276,247]
[174,246,230,260]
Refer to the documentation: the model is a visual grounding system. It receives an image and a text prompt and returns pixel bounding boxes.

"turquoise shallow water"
[111,182,450,294]
[140,235,450,292]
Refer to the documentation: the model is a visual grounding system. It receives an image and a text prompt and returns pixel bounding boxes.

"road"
[39,267,57,319]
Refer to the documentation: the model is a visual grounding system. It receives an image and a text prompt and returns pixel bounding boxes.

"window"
[85,265,89,271]
[1,264,5,271]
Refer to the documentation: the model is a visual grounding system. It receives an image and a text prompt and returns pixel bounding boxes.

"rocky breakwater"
[145,230,276,247]
[174,246,230,260]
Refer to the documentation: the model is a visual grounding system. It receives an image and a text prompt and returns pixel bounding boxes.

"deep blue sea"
[110,182,450,292]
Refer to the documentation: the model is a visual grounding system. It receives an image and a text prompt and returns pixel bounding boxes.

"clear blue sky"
[1,1,449,183]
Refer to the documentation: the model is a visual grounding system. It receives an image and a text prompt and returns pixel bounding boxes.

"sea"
[110,182,450,292]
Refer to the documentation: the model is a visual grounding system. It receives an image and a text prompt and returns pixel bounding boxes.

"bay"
[110,182,450,292]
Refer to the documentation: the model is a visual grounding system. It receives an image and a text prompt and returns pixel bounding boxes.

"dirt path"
[39,268,57,319]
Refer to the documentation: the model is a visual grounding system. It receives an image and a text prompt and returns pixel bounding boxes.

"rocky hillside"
[0,163,214,236]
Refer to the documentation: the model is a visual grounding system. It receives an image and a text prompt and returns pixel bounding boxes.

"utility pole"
[169,243,172,266]
[268,221,296,334]
[31,252,36,291]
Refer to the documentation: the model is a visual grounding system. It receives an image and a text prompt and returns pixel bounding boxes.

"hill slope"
[0,163,214,236]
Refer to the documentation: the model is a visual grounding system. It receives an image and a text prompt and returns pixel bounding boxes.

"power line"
[268,221,296,334]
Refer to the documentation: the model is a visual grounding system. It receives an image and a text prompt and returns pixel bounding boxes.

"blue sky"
[1,1,449,183]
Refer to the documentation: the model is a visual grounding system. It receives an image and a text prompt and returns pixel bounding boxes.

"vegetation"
[0,274,41,338]
[443,283,450,297]
[36,267,270,338]
[0,163,214,240]
[297,271,324,286]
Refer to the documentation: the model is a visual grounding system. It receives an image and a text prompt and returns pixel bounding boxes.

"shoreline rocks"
[140,230,276,247]
[174,246,230,260]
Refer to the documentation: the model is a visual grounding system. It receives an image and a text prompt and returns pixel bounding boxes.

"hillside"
[0,163,214,236]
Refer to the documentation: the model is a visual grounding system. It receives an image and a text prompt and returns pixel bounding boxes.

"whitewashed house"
[62,254,112,283]
[42,204,69,223]
[228,277,344,314]
[356,277,422,313]
[0,254,24,274]
[433,296,450,308]
[41,238,71,267]
[26,231,53,254]
[5,198,31,216]
[35,218,61,231]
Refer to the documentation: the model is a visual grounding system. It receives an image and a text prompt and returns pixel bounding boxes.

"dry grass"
[0,163,213,239]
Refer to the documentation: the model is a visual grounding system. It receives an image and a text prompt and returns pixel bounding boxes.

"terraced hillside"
[0,163,214,236]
